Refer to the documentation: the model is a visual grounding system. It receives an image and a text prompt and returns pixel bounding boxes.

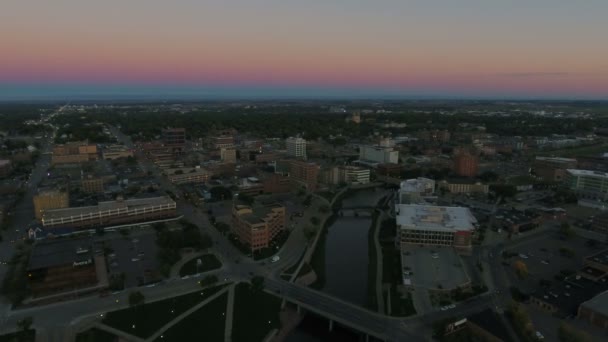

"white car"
[271,256,280,263]
[535,331,544,340]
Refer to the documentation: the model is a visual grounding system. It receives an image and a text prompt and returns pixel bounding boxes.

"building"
[289,160,319,191]
[81,175,104,194]
[33,189,69,221]
[396,204,477,252]
[349,111,361,124]
[417,130,451,143]
[399,178,435,204]
[358,145,399,165]
[0,159,12,178]
[41,196,177,230]
[165,167,211,185]
[231,203,286,252]
[102,145,134,160]
[453,152,478,177]
[438,180,489,195]
[592,212,608,234]
[321,165,371,185]
[578,291,608,330]
[565,169,608,200]
[577,156,608,173]
[534,157,577,182]
[220,147,237,164]
[162,128,186,153]
[213,135,235,149]
[27,238,107,298]
[286,137,307,160]
[51,141,98,165]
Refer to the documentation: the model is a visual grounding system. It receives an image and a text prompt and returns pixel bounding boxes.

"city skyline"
[1,0,607,100]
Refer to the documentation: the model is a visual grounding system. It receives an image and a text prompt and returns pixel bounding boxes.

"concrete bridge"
[265,278,426,341]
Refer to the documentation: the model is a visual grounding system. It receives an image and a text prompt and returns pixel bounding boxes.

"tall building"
[453,152,478,177]
[396,204,477,252]
[33,190,69,221]
[41,196,177,230]
[321,166,370,185]
[289,160,319,191]
[81,175,104,194]
[231,203,286,252]
[565,169,608,200]
[162,128,186,153]
[286,137,307,160]
[358,145,399,165]
[220,147,237,164]
[102,145,134,160]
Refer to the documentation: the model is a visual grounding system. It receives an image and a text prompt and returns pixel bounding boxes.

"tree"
[319,204,330,214]
[237,193,254,206]
[304,226,318,243]
[513,260,529,279]
[310,216,320,226]
[560,222,574,239]
[128,291,145,308]
[479,170,499,182]
[558,322,592,342]
[17,317,33,332]
[200,275,219,287]
[251,276,265,292]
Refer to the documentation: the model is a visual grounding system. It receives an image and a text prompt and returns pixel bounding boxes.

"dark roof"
[27,237,94,270]
[532,276,608,316]
[586,249,608,266]
[467,309,513,342]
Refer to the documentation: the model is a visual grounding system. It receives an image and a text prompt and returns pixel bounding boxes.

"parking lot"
[102,232,160,288]
[401,245,470,290]
[504,232,607,292]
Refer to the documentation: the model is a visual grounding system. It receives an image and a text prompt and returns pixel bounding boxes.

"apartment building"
[33,189,70,221]
[565,169,608,200]
[286,137,307,160]
[231,203,286,252]
[289,160,319,191]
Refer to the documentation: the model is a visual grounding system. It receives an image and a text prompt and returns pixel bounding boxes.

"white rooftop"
[535,156,577,163]
[400,178,435,193]
[396,204,477,232]
[567,169,608,178]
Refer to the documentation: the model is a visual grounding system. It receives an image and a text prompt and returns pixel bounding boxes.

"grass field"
[153,292,228,342]
[75,328,116,342]
[0,330,35,342]
[232,283,282,342]
[102,285,225,338]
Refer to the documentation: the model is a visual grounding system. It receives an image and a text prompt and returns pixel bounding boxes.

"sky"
[1,0,607,100]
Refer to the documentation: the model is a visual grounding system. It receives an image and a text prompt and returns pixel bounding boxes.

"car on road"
[535,331,544,340]
[519,253,529,259]
[271,256,280,263]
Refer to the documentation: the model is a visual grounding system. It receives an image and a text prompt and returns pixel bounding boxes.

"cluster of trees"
[154,221,212,276]
[1,243,32,305]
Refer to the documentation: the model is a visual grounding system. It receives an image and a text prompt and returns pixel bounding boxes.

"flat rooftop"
[43,196,175,220]
[535,156,577,163]
[400,178,434,193]
[396,204,477,232]
[28,237,94,270]
[580,290,608,315]
[567,169,608,178]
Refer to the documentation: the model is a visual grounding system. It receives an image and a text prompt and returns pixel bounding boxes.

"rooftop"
[42,196,175,220]
[396,204,477,232]
[400,178,435,193]
[567,169,608,178]
[467,309,512,341]
[535,156,577,163]
[0,159,10,166]
[580,290,608,315]
[28,237,94,270]
[586,249,608,266]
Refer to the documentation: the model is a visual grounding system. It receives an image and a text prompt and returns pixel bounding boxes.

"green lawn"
[179,254,222,277]
[389,286,416,317]
[102,285,225,338]
[153,292,228,342]
[232,283,282,342]
[0,330,35,342]
[75,328,117,342]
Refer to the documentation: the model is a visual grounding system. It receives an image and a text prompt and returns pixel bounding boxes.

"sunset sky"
[1,0,607,99]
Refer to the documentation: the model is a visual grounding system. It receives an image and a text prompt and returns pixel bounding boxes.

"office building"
[162,128,186,153]
[51,141,98,165]
[578,291,608,330]
[396,204,477,251]
[358,145,399,165]
[534,157,577,182]
[289,160,319,191]
[27,238,107,298]
[0,159,11,178]
[81,175,104,194]
[220,147,237,164]
[565,169,608,200]
[453,152,478,177]
[322,165,371,185]
[286,137,307,160]
[399,178,435,204]
[438,180,489,195]
[41,196,177,230]
[213,135,235,149]
[231,203,286,252]
[33,189,70,221]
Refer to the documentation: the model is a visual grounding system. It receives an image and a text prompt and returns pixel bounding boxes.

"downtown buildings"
[231,202,286,253]
[286,136,307,160]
